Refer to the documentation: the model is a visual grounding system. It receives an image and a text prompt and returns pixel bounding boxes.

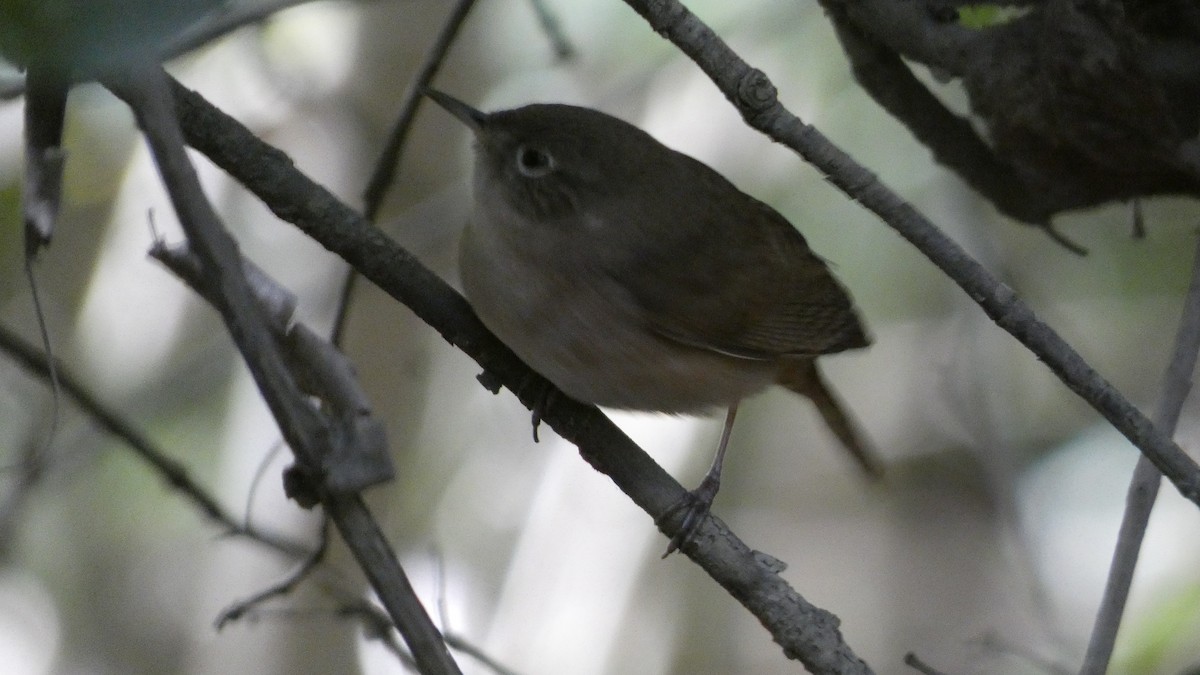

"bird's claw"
[656,475,720,557]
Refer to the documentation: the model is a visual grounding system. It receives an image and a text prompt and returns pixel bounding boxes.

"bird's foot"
[656,474,720,558]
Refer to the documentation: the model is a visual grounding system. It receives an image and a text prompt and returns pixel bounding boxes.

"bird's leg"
[659,404,738,557]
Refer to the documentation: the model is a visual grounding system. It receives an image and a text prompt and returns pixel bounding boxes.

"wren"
[428,90,878,553]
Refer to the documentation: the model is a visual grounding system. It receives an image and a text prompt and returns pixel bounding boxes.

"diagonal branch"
[618,0,1200,509]
[105,69,327,473]
[105,65,462,675]
[168,78,873,673]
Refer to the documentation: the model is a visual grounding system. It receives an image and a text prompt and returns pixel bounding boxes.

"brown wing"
[603,156,868,359]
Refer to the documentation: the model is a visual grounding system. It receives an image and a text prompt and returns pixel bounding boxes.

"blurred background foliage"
[0,1,1199,673]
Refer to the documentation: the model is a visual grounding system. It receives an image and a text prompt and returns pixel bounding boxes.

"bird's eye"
[515,144,555,177]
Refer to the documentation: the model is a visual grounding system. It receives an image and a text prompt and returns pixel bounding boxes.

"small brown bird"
[429,90,877,551]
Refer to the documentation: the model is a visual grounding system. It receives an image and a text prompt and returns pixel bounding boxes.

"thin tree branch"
[0,322,312,558]
[217,517,331,629]
[360,0,478,221]
[168,78,872,673]
[618,0,1200,507]
[322,493,461,673]
[1081,231,1200,673]
[334,0,479,346]
[14,64,69,504]
[105,65,461,675]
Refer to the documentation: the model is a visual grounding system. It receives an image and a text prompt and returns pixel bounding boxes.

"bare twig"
[335,0,479,346]
[168,79,873,673]
[106,65,461,675]
[19,258,61,460]
[619,0,1200,507]
[0,322,312,558]
[7,65,69,547]
[217,517,331,629]
[16,67,66,481]
[323,493,462,673]
[1081,231,1200,673]
[244,439,288,530]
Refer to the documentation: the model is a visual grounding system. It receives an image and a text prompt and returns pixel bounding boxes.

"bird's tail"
[777,359,883,480]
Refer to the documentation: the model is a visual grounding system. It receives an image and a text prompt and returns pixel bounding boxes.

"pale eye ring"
[515,144,555,177]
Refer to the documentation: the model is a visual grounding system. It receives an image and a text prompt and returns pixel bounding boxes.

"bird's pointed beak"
[425,89,487,133]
